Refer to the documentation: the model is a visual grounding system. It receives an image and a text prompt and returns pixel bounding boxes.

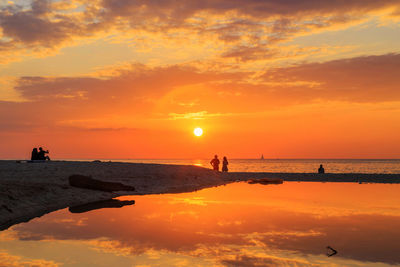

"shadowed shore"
[1,160,400,231]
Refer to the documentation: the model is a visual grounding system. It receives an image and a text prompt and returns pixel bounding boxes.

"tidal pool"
[1,182,400,266]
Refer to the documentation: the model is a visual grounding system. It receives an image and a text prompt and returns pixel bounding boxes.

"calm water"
[1,182,400,266]
[82,159,400,173]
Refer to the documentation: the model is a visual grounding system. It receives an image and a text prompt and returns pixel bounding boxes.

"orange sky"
[1,0,400,159]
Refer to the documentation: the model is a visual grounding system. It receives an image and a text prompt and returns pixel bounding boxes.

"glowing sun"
[194,127,203,137]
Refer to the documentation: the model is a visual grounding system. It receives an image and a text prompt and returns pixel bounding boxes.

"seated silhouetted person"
[318,164,325,174]
[37,147,51,160]
[31,148,39,160]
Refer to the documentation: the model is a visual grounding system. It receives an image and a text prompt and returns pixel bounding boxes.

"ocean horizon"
[46,158,400,174]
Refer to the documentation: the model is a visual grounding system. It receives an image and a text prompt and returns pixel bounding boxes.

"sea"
[73,158,400,174]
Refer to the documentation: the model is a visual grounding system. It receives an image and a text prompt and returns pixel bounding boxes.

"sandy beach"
[1,160,400,231]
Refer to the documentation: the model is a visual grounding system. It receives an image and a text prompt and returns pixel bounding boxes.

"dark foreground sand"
[1,160,400,231]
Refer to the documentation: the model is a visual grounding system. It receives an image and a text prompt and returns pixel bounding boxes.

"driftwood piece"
[68,174,135,192]
[327,246,338,257]
[69,199,135,213]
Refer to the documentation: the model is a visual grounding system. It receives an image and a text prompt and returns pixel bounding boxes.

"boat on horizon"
[260,154,264,160]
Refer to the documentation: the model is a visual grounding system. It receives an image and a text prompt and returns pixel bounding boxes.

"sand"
[1,160,400,231]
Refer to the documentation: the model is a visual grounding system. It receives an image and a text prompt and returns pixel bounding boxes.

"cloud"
[0,53,399,134]
[261,53,400,103]
[0,0,399,63]
[168,111,233,120]
[0,0,106,62]
[0,1,78,47]
[14,64,235,101]
[221,46,277,62]
[1,11,75,46]
[0,64,240,133]
[97,0,400,63]
[101,0,400,21]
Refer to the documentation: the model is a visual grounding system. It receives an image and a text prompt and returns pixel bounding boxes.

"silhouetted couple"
[31,147,51,161]
[210,155,228,172]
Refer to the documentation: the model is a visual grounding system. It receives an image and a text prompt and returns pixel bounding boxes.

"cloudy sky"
[1,0,400,159]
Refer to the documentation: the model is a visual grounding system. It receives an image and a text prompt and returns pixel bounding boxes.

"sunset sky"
[1,0,400,159]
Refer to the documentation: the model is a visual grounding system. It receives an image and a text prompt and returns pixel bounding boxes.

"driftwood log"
[68,174,135,192]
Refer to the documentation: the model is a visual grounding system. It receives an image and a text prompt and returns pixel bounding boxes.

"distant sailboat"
[260,154,264,160]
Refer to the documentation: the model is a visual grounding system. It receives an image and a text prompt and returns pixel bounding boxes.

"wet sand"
[1,160,400,231]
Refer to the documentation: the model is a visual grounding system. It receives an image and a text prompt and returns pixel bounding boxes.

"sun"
[194,127,203,137]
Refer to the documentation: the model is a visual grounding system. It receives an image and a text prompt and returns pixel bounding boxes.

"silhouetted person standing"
[210,155,220,171]
[38,147,51,160]
[31,148,38,160]
[318,164,325,174]
[222,156,229,172]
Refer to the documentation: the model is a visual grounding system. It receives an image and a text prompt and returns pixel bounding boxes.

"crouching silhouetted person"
[210,155,220,171]
[318,164,325,174]
[38,147,51,160]
[222,156,229,172]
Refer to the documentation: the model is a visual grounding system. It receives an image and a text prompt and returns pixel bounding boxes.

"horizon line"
[2,158,400,161]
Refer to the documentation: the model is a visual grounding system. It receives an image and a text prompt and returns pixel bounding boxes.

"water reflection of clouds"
[84,240,319,267]
[220,254,315,267]
[168,197,208,206]
[87,239,140,257]
[11,209,400,265]
[11,213,400,263]
[169,210,200,221]
[4,182,400,266]
[49,217,89,226]
[89,241,342,267]
[0,250,60,267]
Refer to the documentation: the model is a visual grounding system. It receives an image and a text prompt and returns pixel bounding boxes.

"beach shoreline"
[1,160,400,231]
